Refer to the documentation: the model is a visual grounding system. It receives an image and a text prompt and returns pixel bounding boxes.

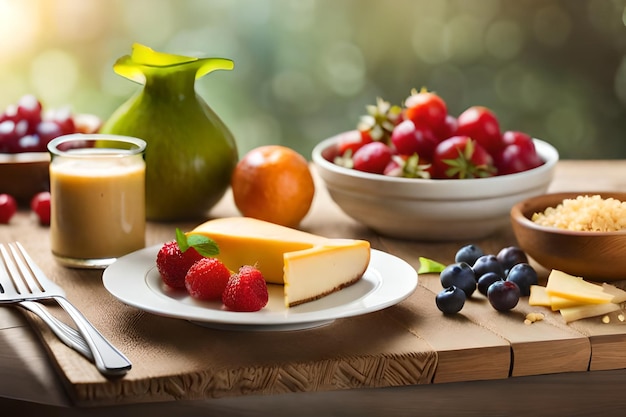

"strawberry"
[156,228,221,289]
[156,240,204,289]
[404,88,447,132]
[356,97,403,145]
[336,129,372,158]
[432,135,496,179]
[352,141,393,174]
[384,154,432,179]
[185,257,232,300]
[222,265,269,312]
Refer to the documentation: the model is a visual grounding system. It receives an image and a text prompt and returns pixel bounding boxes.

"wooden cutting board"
[10,161,626,406]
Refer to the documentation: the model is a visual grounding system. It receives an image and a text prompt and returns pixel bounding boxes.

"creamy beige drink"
[48,135,146,268]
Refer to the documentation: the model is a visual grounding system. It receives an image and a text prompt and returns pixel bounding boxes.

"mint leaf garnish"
[175,228,190,252]
[175,227,220,257]
[186,234,220,257]
[418,256,446,274]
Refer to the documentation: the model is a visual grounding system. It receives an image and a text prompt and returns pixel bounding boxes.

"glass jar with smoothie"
[48,134,146,269]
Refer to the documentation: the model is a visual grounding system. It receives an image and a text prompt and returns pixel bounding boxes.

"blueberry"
[440,262,476,297]
[487,280,520,311]
[455,244,484,265]
[506,263,538,296]
[472,255,505,281]
[477,272,504,296]
[436,286,466,314]
[496,246,529,272]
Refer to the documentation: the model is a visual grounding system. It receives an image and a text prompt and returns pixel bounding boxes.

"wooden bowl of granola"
[510,192,626,281]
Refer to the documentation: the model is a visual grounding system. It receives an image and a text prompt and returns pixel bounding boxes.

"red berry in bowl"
[336,129,372,157]
[404,89,447,131]
[390,119,439,159]
[456,106,503,155]
[432,136,495,179]
[494,131,543,175]
[352,141,393,174]
[0,194,17,224]
[433,114,458,141]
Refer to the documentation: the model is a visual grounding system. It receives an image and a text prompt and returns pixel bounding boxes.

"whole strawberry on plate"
[185,257,231,300]
[222,265,269,312]
[156,228,219,289]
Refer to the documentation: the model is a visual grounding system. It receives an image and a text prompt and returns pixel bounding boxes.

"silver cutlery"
[18,299,93,360]
[0,242,131,376]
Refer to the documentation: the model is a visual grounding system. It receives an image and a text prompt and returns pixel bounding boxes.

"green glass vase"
[100,43,238,221]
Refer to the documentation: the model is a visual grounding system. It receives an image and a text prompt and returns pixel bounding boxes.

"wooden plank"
[386,285,511,383]
[0,321,70,406]
[418,272,591,377]
[566,312,626,371]
[376,215,592,378]
[60,311,437,406]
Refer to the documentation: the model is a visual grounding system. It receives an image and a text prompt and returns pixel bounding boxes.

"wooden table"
[2,160,626,416]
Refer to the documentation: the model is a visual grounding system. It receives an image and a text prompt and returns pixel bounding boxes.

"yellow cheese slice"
[189,217,371,307]
[545,270,614,304]
[560,303,621,323]
[529,284,589,310]
[528,285,552,307]
[549,295,586,311]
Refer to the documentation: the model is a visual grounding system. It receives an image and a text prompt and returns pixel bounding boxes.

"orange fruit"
[231,145,315,228]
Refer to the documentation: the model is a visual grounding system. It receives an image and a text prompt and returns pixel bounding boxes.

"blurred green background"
[1,0,625,159]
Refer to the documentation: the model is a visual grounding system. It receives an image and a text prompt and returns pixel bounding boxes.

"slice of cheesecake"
[189,217,371,307]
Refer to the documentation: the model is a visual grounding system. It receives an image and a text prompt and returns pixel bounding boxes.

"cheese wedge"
[189,217,371,307]
[545,270,614,304]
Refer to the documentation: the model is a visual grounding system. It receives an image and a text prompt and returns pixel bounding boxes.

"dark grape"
[455,244,484,265]
[436,286,466,314]
[440,262,476,297]
[487,280,520,311]
[506,263,538,296]
[472,254,505,281]
[477,272,504,296]
[496,246,529,272]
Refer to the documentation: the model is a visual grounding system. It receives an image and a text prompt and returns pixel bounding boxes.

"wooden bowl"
[0,114,101,205]
[510,192,626,281]
[0,152,50,205]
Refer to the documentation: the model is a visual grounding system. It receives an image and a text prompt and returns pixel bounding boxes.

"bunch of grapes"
[0,94,94,153]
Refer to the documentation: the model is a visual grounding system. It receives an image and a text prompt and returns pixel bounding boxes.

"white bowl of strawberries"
[312,90,559,241]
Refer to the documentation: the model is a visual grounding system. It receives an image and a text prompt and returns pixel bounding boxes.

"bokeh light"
[0,0,625,159]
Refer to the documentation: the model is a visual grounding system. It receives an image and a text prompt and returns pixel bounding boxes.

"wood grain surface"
[2,160,626,416]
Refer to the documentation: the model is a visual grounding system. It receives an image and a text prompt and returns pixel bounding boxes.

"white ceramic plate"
[102,245,418,331]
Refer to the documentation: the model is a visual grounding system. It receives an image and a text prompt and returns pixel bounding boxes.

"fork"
[18,300,93,361]
[0,242,131,376]
[0,248,90,358]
